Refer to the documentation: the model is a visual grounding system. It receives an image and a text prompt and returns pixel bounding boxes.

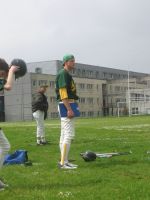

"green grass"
[1,116,150,199]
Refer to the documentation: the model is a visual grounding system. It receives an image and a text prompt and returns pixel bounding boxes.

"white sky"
[0,0,150,73]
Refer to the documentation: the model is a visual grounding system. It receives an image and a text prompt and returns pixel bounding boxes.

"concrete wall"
[4,73,32,121]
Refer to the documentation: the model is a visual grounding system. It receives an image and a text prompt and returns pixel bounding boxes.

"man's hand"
[9,65,20,73]
[67,109,74,118]
[62,98,75,118]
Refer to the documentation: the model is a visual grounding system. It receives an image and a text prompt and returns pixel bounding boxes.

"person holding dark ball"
[0,58,27,191]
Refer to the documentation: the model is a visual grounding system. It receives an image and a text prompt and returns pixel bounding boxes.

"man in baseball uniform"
[55,54,79,169]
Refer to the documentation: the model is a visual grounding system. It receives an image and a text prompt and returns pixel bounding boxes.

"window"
[39,80,47,86]
[71,69,75,75]
[86,70,90,77]
[51,112,58,118]
[110,74,114,79]
[82,70,86,76]
[109,85,112,91]
[97,85,99,90]
[81,112,86,117]
[32,80,37,86]
[87,98,93,104]
[103,73,107,78]
[87,84,93,89]
[97,111,100,116]
[123,75,127,79]
[79,83,85,89]
[79,97,86,104]
[89,71,93,77]
[121,87,124,91]
[88,111,94,117]
[132,93,144,101]
[50,97,56,103]
[132,107,138,115]
[96,71,99,78]
[35,68,42,74]
[77,69,81,76]
[115,86,120,91]
[146,95,150,102]
[49,81,55,88]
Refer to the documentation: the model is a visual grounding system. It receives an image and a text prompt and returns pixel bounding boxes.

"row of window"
[79,98,100,104]
[32,80,55,88]
[79,111,101,117]
[109,85,128,92]
[34,67,130,80]
[71,68,128,80]
[130,93,150,102]
[71,69,94,78]
[77,83,97,90]
[103,73,128,79]
[109,86,138,92]
[32,80,100,91]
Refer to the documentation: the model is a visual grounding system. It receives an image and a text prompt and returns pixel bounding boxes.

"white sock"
[37,137,41,144]
[59,143,62,154]
[60,143,71,165]
[64,143,70,164]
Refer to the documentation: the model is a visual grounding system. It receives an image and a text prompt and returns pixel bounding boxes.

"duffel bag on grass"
[3,150,28,165]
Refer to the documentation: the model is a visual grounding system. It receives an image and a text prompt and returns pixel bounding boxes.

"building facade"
[2,60,149,121]
[102,78,149,116]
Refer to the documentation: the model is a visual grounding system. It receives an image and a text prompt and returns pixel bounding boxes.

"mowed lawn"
[1,116,150,200]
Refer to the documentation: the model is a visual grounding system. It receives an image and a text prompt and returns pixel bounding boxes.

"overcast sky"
[0,0,150,73]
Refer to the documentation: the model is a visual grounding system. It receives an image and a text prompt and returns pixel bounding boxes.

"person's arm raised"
[4,66,19,90]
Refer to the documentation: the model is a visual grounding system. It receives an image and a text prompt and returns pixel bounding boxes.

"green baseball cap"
[63,54,75,66]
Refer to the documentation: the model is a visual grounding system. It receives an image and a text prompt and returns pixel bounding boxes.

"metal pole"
[117,102,120,117]
[128,71,131,117]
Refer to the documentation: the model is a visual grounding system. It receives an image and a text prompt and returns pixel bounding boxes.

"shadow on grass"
[80,158,149,169]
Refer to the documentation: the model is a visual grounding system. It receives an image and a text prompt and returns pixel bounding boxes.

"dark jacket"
[32,92,48,115]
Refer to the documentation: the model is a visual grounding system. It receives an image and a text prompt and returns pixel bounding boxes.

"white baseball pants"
[0,129,10,168]
[60,117,75,144]
[33,110,45,138]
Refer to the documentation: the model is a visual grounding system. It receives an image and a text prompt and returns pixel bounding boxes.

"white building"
[2,60,149,121]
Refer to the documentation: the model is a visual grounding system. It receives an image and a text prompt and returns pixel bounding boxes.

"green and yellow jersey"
[55,68,79,101]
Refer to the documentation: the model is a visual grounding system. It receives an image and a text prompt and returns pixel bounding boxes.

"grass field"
[1,116,150,200]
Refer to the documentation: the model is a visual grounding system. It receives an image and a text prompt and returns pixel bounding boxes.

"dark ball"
[11,59,27,79]
[82,151,96,162]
